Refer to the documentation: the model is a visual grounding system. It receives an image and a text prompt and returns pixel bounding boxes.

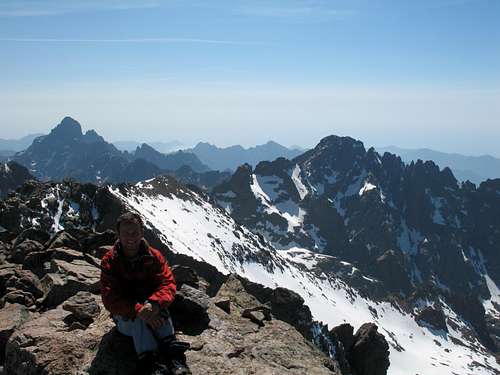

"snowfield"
[110,179,500,375]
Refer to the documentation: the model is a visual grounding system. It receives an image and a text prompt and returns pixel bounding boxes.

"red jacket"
[100,240,176,318]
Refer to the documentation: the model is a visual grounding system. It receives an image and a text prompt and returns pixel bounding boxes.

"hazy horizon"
[1,0,499,156]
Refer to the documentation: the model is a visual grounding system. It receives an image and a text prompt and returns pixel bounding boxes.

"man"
[100,211,191,375]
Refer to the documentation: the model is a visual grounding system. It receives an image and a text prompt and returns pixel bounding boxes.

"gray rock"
[1,290,35,307]
[172,265,199,288]
[349,323,390,375]
[5,269,44,298]
[62,291,101,322]
[46,231,81,251]
[8,240,43,264]
[0,303,30,362]
[415,306,448,333]
[51,247,85,262]
[40,259,100,308]
[5,301,136,375]
[213,296,231,314]
[215,274,261,313]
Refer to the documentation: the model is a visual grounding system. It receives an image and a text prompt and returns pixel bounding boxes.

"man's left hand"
[137,302,160,322]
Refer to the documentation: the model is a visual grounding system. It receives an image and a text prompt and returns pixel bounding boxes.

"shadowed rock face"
[0,161,34,198]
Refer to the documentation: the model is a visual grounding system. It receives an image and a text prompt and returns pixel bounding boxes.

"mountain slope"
[212,135,500,359]
[1,177,496,374]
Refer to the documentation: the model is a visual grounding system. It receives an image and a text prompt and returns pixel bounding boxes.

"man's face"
[118,220,143,256]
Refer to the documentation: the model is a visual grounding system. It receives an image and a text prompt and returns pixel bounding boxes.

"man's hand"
[147,315,165,330]
[137,302,163,326]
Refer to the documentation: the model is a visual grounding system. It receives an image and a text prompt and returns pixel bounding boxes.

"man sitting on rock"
[100,211,190,375]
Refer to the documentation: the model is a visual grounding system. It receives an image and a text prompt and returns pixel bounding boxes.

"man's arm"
[100,254,143,318]
[147,249,177,309]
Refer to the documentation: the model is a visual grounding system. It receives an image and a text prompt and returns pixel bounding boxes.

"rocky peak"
[49,116,83,141]
[134,143,157,156]
[82,129,105,144]
[294,135,367,176]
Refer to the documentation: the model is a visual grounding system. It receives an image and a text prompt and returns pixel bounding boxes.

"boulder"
[270,287,313,339]
[50,247,85,262]
[213,296,231,314]
[40,259,100,308]
[0,303,30,362]
[214,274,261,313]
[12,229,49,249]
[45,231,81,251]
[8,240,43,264]
[62,291,101,322]
[415,306,448,333]
[172,265,199,289]
[1,290,35,308]
[331,323,356,352]
[5,269,44,299]
[0,263,18,296]
[5,301,136,375]
[170,284,210,334]
[349,323,390,375]
[81,230,117,254]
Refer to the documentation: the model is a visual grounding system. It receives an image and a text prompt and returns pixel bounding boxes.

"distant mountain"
[0,133,44,152]
[0,161,34,197]
[129,143,209,173]
[187,141,303,171]
[113,140,184,153]
[12,117,210,185]
[377,146,500,185]
[0,150,15,162]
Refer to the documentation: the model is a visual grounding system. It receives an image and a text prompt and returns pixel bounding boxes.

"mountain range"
[113,140,184,153]
[187,141,303,171]
[11,117,213,185]
[0,169,498,374]
[378,146,500,185]
[0,117,499,374]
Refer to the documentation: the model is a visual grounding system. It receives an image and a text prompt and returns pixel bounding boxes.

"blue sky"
[1,0,499,155]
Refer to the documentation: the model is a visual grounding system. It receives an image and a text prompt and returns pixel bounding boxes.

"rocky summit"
[0,178,390,375]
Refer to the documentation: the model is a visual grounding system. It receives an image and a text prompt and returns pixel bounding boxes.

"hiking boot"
[158,335,191,375]
[150,362,170,375]
[166,358,191,375]
[135,351,155,375]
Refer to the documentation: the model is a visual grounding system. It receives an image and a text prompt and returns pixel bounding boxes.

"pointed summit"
[49,117,83,140]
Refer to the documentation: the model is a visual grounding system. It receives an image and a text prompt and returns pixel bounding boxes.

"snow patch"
[291,164,308,200]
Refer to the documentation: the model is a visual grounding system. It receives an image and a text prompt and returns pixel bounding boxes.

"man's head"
[116,211,144,257]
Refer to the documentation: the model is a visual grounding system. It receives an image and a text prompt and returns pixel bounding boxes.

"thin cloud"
[0,37,259,45]
[0,0,161,17]
[236,1,355,22]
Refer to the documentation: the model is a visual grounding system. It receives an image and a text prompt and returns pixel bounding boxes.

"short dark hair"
[116,211,143,232]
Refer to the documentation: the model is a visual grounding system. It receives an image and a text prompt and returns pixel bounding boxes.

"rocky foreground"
[0,226,389,375]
